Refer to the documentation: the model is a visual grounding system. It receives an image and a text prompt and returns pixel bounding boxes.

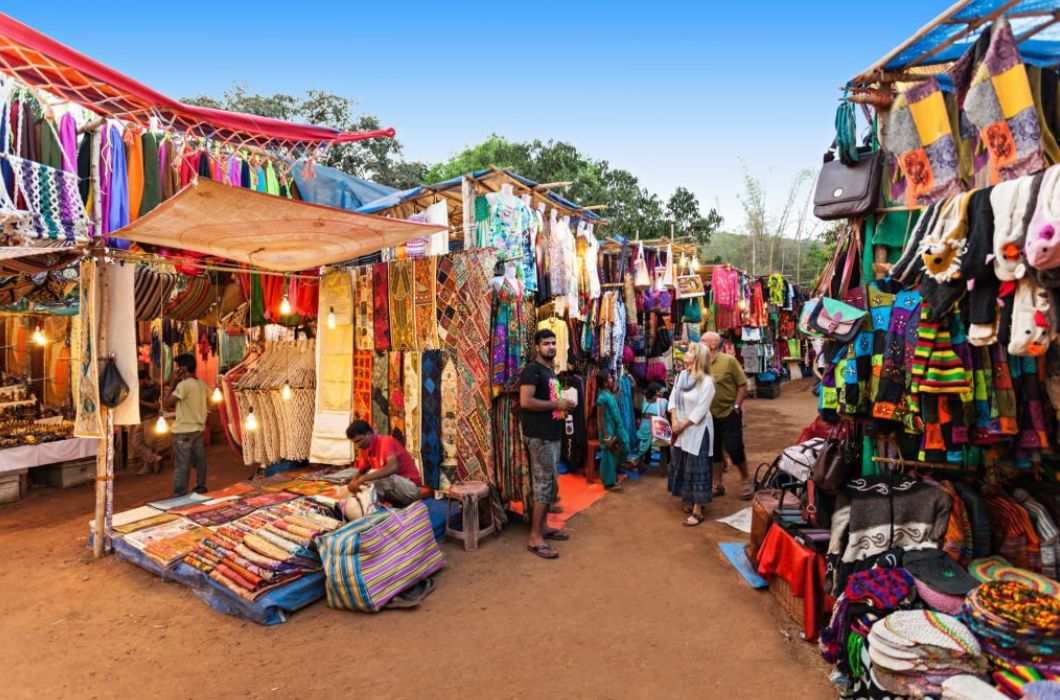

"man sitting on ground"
[346,420,424,507]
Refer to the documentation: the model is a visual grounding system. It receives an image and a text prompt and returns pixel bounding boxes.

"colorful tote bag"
[317,501,445,613]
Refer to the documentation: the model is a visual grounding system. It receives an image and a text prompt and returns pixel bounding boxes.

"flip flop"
[683,513,705,527]
[544,529,570,541]
[527,544,559,559]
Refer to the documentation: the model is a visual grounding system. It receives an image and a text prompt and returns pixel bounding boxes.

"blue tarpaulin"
[289,159,398,211]
[854,0,1060,83]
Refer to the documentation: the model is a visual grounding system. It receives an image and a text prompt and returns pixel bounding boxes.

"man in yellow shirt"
[703,332,751,500]
[163,353,210,497]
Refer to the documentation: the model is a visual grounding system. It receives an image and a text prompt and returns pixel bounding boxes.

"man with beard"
[519,329,575,559]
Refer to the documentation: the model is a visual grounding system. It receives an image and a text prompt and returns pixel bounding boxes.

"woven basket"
[768,575,805,628]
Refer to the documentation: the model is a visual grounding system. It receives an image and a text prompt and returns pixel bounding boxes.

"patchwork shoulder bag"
[808,297,867,343]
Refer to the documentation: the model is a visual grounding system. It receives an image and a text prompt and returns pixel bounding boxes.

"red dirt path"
[1,378,833,699]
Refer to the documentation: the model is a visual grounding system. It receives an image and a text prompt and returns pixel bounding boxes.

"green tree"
[182,85,429,189]
[665,186,723,246]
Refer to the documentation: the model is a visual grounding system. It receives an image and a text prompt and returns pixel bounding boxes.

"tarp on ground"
[112,179,446,272]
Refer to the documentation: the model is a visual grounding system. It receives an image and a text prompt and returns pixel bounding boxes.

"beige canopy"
[114,179,446,272]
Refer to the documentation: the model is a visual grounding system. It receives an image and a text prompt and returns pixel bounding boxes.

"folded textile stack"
[184,500,342,601]
[961,581,1060,675]
[867,610,989,697]
[969,556,1060,597]
[992,667,1060,698]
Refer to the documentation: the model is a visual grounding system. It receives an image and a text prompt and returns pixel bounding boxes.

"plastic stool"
[445,481,496,552]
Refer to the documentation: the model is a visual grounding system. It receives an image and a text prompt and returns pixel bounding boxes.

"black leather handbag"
[813,144,883,221]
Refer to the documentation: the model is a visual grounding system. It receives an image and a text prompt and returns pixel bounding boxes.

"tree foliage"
[427,135,721,242]
[182,85,429,189]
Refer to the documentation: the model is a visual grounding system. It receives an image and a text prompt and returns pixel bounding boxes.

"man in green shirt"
[704,332,751,500]
[163,353,210,496]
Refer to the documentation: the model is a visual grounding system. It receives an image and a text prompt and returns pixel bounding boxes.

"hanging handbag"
[98,356,129,408]
[812,423,860,492]
[808,297,867,343]
[633,242,651,290]
[798,299,823,337]
[813,97,882,221]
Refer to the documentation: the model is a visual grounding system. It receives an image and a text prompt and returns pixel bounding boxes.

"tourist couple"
[668,332,750,528]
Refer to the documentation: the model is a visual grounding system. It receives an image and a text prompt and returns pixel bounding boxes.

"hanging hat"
[991,174,1040,282]
[903,548,980,596]
[1007,277,1054,357]
[921,193,972,282]
[1026,165,1060,271]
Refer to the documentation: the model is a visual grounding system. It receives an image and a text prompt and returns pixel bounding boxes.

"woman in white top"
[667,343,716,527]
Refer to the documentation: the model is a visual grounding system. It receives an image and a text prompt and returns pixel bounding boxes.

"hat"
[903,549,980,596]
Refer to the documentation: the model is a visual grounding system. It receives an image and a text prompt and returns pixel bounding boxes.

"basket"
[758,380,782,399]
[768,574,805,629]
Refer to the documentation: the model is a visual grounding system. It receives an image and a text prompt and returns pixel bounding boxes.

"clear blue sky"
[9,0,950,231]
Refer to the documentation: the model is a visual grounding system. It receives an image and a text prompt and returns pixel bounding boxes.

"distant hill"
[697,230,829,287]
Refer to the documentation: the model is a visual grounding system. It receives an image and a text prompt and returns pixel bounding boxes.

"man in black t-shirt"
[519,329,574,559]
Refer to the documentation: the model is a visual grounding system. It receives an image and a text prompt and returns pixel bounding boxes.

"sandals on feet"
[544,529,570,541]
[683,513,705,527]
[527,544,559,559]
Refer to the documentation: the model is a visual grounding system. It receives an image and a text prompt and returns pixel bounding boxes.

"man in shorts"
[703,332,752,500]
[519,329,575,559]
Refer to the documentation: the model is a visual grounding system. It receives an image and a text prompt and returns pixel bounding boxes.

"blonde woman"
[668,343,716,527]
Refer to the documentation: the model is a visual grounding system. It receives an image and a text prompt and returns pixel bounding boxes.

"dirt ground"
[1,378,834,699]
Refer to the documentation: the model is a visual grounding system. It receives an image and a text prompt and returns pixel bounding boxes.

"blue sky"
[9,1,950,232]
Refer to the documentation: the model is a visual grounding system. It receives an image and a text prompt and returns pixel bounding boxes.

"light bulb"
[690,255,701,273]
[244,407,258,432]
[31,326,47,346]
[281,382,292,401]
[211,385,223,404]
[279,295,292,316]
[326,306,336,330]
[154,414,169,434]
[678,253,688,270]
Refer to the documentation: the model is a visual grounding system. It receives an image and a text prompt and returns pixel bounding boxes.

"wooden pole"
[461,176,475,249]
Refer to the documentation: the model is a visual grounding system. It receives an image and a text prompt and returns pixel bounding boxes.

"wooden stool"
[445,481,496,552]
[585,439,600,484]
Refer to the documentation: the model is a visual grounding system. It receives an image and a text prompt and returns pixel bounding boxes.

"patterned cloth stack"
[961,580,1060,676]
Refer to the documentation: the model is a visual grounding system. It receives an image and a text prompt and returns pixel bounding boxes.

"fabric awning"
[0,245,81,276]
[113,179,446,272]
[0,12,394,148]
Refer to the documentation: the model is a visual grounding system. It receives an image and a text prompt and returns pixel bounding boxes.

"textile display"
[1,153,89,241]
[435,254,459,347]
[318,501,445,613]
[388,259,417,351]
[403,351,422,476]
[309,269,354,465]
[372,262,391,351]
[448,249,499,485]
[387,352,404,439]
[74,259,103,438]
[104,262,140,426]
[947,17,1046,185]
[371,351,389,436]
[413,257,438,350]
[440,352,459,477]
[420,349,443,489]
[354,266,373,351]
[165,275,214,322]
[352,351,372,423]
[133,267,179,321]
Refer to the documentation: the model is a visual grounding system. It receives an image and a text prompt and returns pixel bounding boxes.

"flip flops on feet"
[544,529,570,541]
[527,544,559,559]
[683,513,705,527]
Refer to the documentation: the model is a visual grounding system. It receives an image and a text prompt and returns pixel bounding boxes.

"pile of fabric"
[184,500,342,601]
[961,580,1060,675]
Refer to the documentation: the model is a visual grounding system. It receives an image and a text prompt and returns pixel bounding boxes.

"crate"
[43,458,95,488]
[768,574,805,629]
[0,469,26,504]
[757,380,782,399]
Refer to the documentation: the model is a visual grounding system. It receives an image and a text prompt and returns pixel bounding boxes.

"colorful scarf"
[73,259,103,438]
[372,262,391,351]
[389,259,417,351]
[413,257,438,349]
[353,351,373,423]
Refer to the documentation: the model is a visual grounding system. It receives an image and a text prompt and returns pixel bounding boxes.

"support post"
[461,176,475,249]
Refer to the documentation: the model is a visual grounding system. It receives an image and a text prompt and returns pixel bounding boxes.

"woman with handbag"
[667,343,716,527]
[595,370,629,491]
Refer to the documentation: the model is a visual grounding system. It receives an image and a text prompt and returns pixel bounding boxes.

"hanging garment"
[440,352,459,476]
[413,257,438,350]
[388,352,405,440]
[309,269,355,464]
[435,254,459,347]
[3,154,89,241]
[264,162,280,195]
[125,128,144,221]
[105,262,140,426]
[58,113,77,175]
[353,350,373,423]
[424,200,449,257]
[165,276,214,321]
[490,276,523,395]
[389,260,417,352]
[74,260,103,438]
[371,351,389,435]
[107,125,129,235]
[420,349,443,489]
[134,267,179,321]
[354,266,374,351]
[77,129,91,207]
[139,132,162,217]
[372,262,391,351]
[403,351,422,477]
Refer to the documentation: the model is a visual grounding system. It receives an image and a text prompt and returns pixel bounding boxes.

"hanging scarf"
[413,257,438,349]
[372,262,391,351]
[371,351,389,435]
[387,351,405,439]
[389,259,417,351]
[353,351,373,423]
[354,266,374,351]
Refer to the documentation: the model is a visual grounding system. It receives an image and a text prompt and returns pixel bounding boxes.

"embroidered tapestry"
[389,259,417,351]
[372,262,391,352]
[414,257,438,350]
[74,259,103,438]
[421,349,443,489]
[371,351,389,435]
[354,266,374,351]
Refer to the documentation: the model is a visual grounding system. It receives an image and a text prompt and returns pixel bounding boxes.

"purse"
[812,99,883,222]
[808,297,867,343]
[812,423,860,492]
[98,357,129,408]
[798,298,823,337]
[633,242,651,290]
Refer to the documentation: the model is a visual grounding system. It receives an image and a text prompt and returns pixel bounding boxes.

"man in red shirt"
[346,420,423,506]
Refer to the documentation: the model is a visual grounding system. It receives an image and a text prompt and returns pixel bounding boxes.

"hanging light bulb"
[154,414,169,434]
[279,294,292,316]
[244,406,259,432]
[326,306,336,330]
[31,325,47,347]
[690,255,701,273]
[678,252,689,271]
[211,384,223,404]
[281,381,292,401]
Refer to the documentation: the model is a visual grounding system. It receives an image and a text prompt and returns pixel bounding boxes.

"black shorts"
[712,411,746,465]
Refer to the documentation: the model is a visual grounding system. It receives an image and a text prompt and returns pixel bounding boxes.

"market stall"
[749,4,1060,698]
